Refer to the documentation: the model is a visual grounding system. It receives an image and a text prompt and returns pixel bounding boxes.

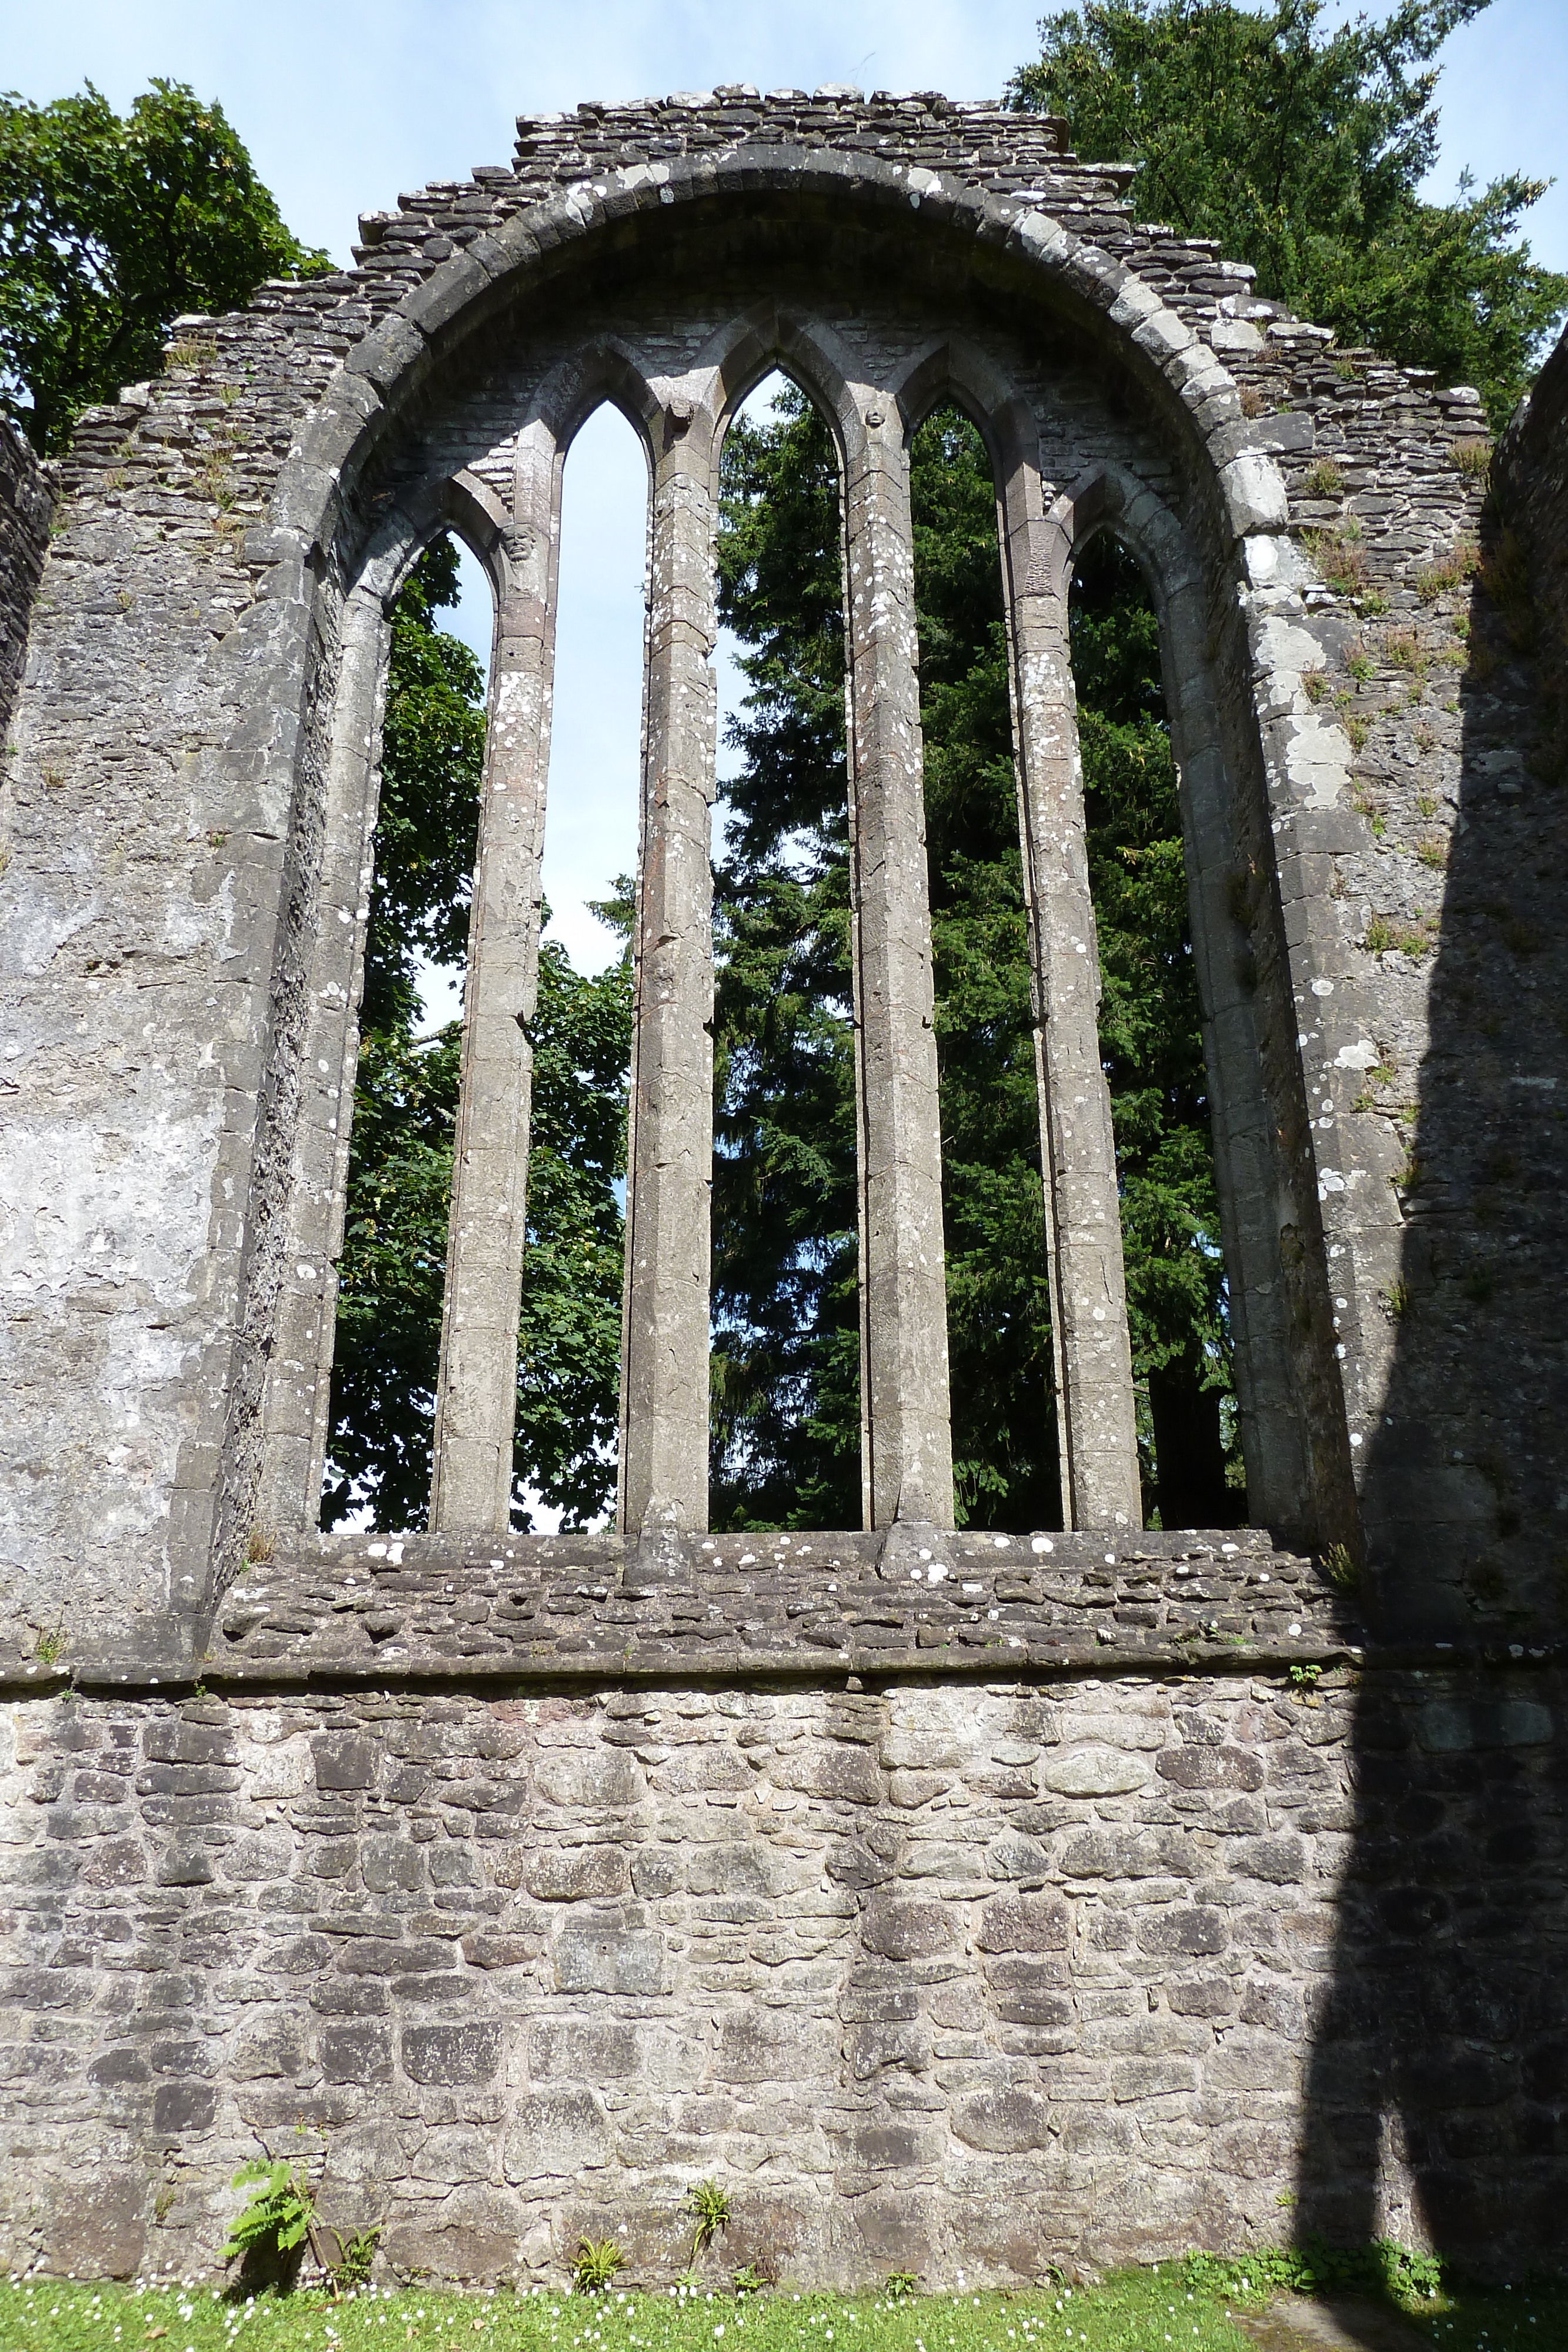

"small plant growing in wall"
[572,2238,624,2293]
[1321,1542,1360,1592]
[686,2177,731,2263]
[1416,537,1479,601]
[1303,527,1369,596]
[223,2157,319,2281]
[34,1613,67,1666]
[329,2224,382,2291]
[885,2272,921,2301]
[1450,436,1492,479]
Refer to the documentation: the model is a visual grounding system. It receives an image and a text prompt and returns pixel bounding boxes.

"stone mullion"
[617,417,716,1539]
[1005,536,1142,1532]
[1159,642,1312,1528]
[256,589,391,1535]
[842,410,955,1531]
[429,453,559,1533]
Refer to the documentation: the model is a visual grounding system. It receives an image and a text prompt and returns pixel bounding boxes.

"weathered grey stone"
[553,1925,663,1995]
[430,437,557,1532]
[526,1845,629,1901]
[976,1890,1070,1951]
[504,2089,608,2177]
[861,1896,957,1959]
[2,90,1567,2297]
[402,2023,504,2085]
[952,2086,1052,2152]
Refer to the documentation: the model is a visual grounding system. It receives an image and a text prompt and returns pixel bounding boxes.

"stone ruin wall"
[0,417,51,757]
[0,89,1565,2288]
[4,1532,1563,2288]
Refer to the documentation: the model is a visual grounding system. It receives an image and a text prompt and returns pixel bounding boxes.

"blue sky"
[10,0,1566,974]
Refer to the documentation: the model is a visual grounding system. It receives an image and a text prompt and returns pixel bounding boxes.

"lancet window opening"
[906,398,1061,1535]
[320,529,490,1535]
[263,321,1314,1550]
[707,370,862,1534]
[1062,523,1245,1529]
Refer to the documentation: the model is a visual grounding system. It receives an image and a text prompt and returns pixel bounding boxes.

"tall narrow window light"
[510,400,645,1531]
[1069,532,1245,1528]
[709,374,861,1529]
[322,535,487,1529]
[910,402,1060,1530]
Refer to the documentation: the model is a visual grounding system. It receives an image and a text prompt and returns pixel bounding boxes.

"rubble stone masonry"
[0,91,1564,2287]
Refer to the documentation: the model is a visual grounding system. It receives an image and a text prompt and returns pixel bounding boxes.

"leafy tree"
[713,397,1065,1531]
[1071,533,1238,1524]
[0,78,329,453]
[511,916,632,1531]
[323,543,630,1532]
[711,396,862,1529]
[1012,0,1567,427]
[713,397,1235,1531]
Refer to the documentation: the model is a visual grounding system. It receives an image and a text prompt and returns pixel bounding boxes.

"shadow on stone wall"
[1295,1664,1566,2275]
[1298,505,1568,2272]
[1356,455,1568,1631]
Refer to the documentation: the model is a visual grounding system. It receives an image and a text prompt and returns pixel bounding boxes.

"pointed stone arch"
[226,138,1361,1578]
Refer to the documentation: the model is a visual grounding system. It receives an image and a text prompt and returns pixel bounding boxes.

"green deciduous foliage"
[0,78,329,453]
[1012,0,1567,427]
[323,542,629,1534]
[223,2159,316,2267]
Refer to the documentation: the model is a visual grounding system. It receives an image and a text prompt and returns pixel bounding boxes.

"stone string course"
[87,1532,1355,1688]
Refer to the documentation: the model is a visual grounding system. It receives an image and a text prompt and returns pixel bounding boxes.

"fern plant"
[573,2238,624,2293]
[223,2160,317,2268]
[329,2224,382,2291]
[686,2178,731,2264]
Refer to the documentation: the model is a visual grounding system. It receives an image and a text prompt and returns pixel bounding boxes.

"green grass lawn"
[4,2260,1565,2352]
